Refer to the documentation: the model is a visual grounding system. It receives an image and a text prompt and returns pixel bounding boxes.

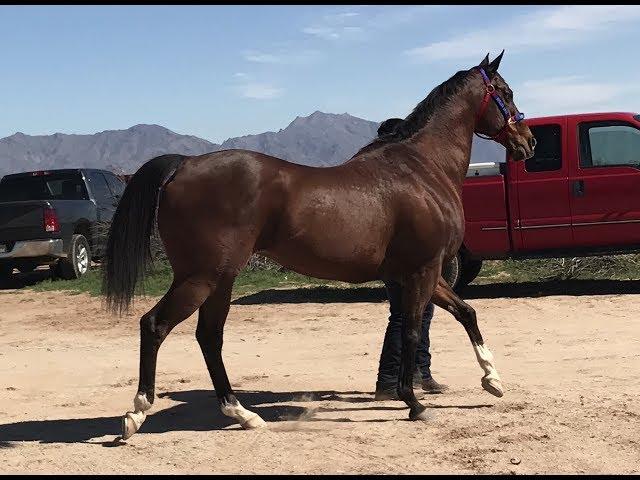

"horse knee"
[195,326,207,346]
[195,325,223,349]
[195,325,213,347]
[140,311,156,334]
[140,311,168,345]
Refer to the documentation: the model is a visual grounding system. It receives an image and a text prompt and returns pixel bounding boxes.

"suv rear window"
[0,172,89,202]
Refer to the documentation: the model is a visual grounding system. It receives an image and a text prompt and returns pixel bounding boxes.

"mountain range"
[0,111,504,177]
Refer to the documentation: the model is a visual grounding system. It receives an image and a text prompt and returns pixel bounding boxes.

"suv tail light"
[44,206,60,233]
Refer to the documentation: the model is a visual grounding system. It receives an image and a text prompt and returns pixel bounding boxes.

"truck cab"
[447,112,640,289]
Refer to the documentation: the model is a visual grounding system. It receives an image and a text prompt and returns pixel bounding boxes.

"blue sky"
[1,5,640,143]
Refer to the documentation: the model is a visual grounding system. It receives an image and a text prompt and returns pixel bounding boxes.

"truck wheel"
[441,253,462,290]
[56,234,91,280]
[459,259,483,288]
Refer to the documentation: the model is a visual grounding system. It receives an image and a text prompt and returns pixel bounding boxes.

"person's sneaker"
[421,377,449,394]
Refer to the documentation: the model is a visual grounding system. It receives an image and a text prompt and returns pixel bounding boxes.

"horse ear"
[487,50,504,74]
[479,53,490,68]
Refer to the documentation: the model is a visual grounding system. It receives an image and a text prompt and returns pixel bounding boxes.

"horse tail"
[102,154,184,314]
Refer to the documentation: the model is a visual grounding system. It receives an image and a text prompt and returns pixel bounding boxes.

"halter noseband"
[475,67,524,144]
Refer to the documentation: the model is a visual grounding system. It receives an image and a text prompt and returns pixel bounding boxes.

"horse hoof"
[122,415,136,440]
[240,413,267,430]
[408,406,430,422]
[482,376,504,397]
[122,410,146,440]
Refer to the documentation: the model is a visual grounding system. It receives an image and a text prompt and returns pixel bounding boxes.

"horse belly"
[264,202,388,283]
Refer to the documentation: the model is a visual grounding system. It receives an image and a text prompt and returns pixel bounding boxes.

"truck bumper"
[0,239,66,259]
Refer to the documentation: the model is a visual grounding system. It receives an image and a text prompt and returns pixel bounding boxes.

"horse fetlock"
[134,392,153,412]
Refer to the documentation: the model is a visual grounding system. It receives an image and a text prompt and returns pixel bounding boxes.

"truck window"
[579,122,640,168]
[525,124,561,173]
[105,173,126,198]
[0,172,88,202]
[85,171,114,204]
[471,135,506,164]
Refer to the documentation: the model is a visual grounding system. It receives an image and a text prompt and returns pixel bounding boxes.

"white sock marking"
[122,392,152,439]
[473,344,498,376]
[221,400,266,429]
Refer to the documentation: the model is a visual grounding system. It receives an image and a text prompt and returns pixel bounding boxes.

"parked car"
[0,168,125,280]
[443,111,640,289]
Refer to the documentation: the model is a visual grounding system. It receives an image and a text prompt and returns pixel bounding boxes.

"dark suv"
[0,168,125,280]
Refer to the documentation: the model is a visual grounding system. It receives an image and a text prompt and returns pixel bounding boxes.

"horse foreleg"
[397,266,440,421]
[122,277,212,440]
[432,276,503,397]
[196,274,266,430]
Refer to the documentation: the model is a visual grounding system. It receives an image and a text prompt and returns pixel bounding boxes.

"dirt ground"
[1,283,639,474]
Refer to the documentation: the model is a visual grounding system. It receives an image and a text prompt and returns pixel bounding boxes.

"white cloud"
[302,25,363,41]
[405,5,640,62]
[303,6,438,41]
[242,49,322,65]
[243,51,283,64]
[366,6,440,30]
[515,76,640,116]
[324,12,359,22]
[237,82,283,100]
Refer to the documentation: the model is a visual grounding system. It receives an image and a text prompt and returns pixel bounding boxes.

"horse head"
[474,51,536,161]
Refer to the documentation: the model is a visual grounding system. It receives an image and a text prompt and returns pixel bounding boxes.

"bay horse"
[103,51,535,440]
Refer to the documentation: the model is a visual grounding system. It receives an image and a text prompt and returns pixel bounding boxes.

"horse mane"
[346,67,474,161]
[377,68,472,143]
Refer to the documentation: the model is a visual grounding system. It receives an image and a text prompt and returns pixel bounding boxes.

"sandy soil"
[1,284,639,474]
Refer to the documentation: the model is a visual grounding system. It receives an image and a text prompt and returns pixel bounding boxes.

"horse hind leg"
[432,277,503,397]
[397,266,441,422]
[122,276,212,440]
[195,274,266,430]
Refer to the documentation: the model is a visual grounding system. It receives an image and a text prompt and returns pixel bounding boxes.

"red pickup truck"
[445,111,640,289]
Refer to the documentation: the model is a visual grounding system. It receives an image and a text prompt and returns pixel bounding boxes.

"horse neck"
[410,77,483,187]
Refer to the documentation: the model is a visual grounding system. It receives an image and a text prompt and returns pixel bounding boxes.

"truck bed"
[463,163,510,259]
[0,201,56,243]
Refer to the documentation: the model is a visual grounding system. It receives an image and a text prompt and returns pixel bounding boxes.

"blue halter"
[475,67,524,142]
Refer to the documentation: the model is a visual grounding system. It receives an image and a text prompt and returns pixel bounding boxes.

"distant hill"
[219,111,380,167]
[0,124,218,177]
[0,111,504,177]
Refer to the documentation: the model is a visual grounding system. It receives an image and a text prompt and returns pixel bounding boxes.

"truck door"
[513,119,574,251]
[569,116,640,247]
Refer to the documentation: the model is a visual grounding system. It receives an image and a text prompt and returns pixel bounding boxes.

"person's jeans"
[376,280,434,390]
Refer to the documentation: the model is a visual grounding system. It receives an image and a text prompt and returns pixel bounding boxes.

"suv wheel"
[55,234,91,280]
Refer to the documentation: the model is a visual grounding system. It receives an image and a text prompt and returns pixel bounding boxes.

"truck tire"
[441,253,462,290]
[458,259,483,288]
[55,234,91,280]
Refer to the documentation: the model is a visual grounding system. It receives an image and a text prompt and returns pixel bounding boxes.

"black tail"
[102,154,184,314]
